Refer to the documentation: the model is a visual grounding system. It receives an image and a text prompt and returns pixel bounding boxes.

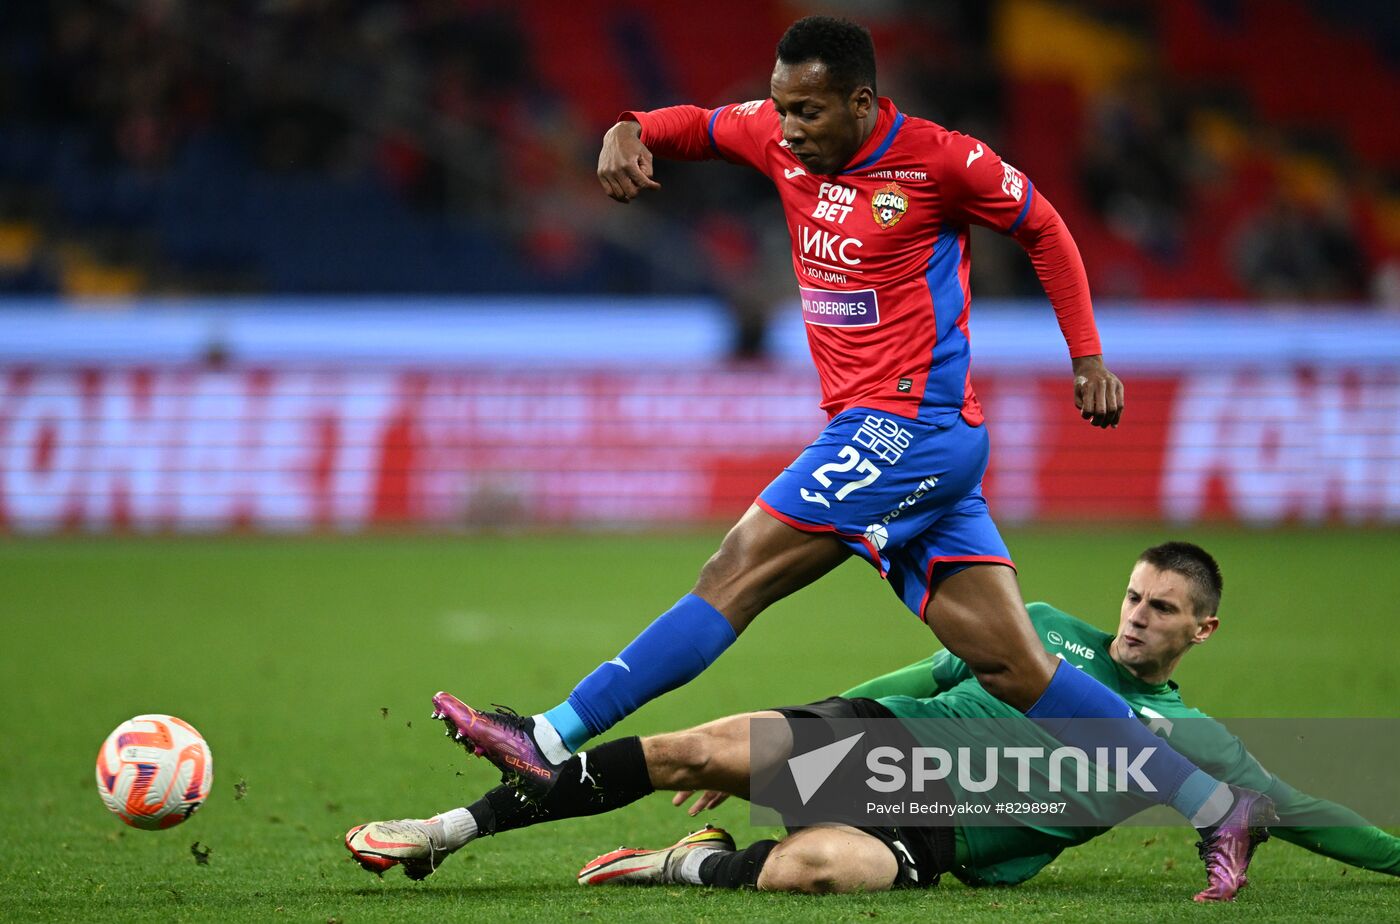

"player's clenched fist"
[598,121,662,203]
[1071,354,1124,429]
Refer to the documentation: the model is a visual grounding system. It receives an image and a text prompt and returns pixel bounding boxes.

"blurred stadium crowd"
[2,0,1399,341]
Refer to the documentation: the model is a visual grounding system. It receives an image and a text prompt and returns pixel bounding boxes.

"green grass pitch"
[2,527,1397,921]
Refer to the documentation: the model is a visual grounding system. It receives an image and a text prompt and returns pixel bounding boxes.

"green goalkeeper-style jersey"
[841,602,1400,887]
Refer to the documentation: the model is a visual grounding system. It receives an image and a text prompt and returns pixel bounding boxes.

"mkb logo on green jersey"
[1047,630,1095,660]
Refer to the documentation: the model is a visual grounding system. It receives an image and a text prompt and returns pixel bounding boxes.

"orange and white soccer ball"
[96,714,213,830]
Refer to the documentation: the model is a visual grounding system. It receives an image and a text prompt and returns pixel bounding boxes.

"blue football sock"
[544,594,737,752]
[1025,660,1220,821]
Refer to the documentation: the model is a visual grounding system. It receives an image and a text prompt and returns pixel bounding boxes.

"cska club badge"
[870,182,909,229]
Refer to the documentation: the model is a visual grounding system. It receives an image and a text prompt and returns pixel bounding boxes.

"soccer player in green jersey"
[347,542,1398,901]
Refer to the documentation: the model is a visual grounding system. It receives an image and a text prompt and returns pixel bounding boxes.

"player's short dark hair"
[776,16,877,97]
[1137,541,1223,618]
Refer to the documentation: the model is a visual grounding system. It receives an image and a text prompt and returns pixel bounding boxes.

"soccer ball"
[96,714,213,830]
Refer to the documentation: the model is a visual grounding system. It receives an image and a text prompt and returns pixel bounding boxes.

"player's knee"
[970,654,1054,710]
[693,541,766,627]
[695,507,790,590]
[759,839,845,893]
[696,542,744,591]
[969,662,1020,704]
[697,517,777,584]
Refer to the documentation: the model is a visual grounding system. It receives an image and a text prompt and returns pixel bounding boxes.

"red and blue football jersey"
[623,98,1102,423]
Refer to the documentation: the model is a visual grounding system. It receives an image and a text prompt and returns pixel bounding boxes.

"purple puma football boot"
[1193,786,1278,902]
[431,691,565,798]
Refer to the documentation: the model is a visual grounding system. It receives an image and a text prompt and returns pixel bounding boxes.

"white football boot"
[345,818,453,880]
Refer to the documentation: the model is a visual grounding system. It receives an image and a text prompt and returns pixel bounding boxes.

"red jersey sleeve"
[619,100,773,172]
[1011,192,1102,359]
[937,133,1102,359]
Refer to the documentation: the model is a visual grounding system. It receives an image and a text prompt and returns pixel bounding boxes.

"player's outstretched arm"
[1264,780,1400,876]
[839,648,974,701]
[1158,713,1400,876]
[597,120,661,204]
[840,655,941,700]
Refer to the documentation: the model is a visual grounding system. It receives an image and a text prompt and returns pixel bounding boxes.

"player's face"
[1110,562,1219,682]
[770,60,875,175]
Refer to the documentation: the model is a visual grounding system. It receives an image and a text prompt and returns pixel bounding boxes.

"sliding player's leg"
[578,824,898,892]
[581,693,956,891]
[346,710,774,879]
[581,818,961,893]
[579,697,954,893]
[758,826,899,893]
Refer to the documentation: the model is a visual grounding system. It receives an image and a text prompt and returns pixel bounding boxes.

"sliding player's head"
[1109,542,1224,683]
[771,16,878,176]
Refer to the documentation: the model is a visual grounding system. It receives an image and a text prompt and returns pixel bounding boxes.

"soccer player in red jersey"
[435,17,1270,899]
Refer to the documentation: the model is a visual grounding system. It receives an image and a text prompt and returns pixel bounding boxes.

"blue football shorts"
[756,406,1014,620]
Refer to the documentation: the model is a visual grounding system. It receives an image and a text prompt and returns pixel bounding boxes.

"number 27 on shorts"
[800,445,881,508]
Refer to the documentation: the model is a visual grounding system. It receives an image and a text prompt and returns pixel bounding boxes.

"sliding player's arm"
[840,648,973,700]
[936,135,1121,429]
[1265,781,1400,876]
[1157,712,1400,876]
[958,725,1400,887]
